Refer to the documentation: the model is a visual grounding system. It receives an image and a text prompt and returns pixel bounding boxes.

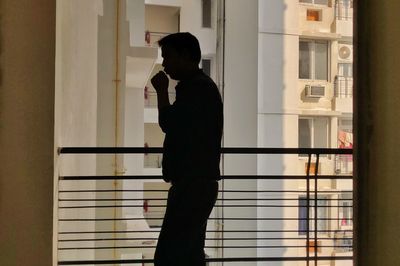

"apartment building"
[54,0,354,265]
[141,0,354,264]
[6,0,400,265]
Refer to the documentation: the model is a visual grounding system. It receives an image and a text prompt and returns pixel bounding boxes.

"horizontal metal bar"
[58,229,353,234]
[59,147,353,155]
[58,245,352,250]
[59,175,353,180]
[58,204,353,209]
[59,189,353,193]
[58,256,353,265]
[59,197,352,201]
[59,236,352,242]
[59,217,351,222]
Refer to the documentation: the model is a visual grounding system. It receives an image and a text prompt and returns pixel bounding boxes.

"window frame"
[201,0,212,28]
[299,195,330,236]
[299,39,330,81]
[338,192,353,227]
[298,116,331,151]
[338,63,353,78]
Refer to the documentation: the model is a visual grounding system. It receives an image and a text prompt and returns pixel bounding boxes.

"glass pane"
[315,42,328,80]
[317,199,328,231]
[300,0,313,3]
[338,63,353,77]
[202,59,211,77]
[298,197,308,235]
[299,119,312,148]
[314,118,328,148]
[314,0,328,5]
[299,41,311,79]
[202,0,212,28]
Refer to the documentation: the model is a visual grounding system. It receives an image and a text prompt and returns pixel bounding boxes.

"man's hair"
[158,32,201,64]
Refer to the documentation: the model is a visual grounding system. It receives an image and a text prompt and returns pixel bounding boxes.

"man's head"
[158,32,201,80]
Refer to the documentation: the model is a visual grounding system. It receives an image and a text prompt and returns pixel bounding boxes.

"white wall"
[258,1,302,264]
[145,5,180,33]
[180,0,217,56]
[57,0,101,177]
[127,0,146,46]
[55,0,103,261]
[223,0,259,263]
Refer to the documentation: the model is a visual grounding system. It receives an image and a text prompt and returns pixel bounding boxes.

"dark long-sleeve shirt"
[158,70,223,184]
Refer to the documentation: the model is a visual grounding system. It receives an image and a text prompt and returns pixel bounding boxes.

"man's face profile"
[161,46,193,80]
[161,46,180,80]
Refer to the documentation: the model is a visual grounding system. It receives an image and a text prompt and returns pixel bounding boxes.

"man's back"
[151,32,222,266]
[159,69,223,183]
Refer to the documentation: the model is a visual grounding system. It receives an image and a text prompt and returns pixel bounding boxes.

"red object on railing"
[143,200,148,213]
[145,31,150,45]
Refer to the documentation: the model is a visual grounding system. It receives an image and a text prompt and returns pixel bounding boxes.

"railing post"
[306,153,312,266]
[314,154,320,265]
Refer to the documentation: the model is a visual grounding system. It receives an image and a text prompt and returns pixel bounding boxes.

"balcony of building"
[333,0,353,38]
[334,76,353,113]
[56,147,353,265]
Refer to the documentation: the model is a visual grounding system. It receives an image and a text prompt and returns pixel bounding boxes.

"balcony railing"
[335,76,353,98]
[57,147,353,265]
[335,154,353,175]
[335,0,353,20]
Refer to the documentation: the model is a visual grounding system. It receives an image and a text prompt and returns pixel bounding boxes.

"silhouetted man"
[151,32,223,266]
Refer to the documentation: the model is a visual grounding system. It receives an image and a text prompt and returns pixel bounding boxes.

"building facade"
[55,0,353,265]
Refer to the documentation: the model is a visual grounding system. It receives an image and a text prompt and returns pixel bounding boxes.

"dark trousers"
[154,179,219,266]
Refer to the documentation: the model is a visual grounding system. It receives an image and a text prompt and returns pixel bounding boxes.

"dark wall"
[0,0,55,265]
[356,0,400,265]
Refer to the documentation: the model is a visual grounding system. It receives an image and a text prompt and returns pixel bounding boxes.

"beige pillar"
[356,0,400,265]
[0,0,55,265]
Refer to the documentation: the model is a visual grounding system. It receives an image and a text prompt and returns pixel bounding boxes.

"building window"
[336,119,353,173]
[202,0,212,28]
[299,40,329,80]
[338,63,353,78]
[299,196,330,235]
[307,9,321,21]
[299,197,308,235]
[335,63,353,98]
[202,58,211,77]
[338,192,353,226]
[299,117,330,150]
[336,0,353,20]
[300,0,329,5]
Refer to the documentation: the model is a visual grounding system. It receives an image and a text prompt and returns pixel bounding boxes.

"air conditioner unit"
[338,44,353,61]
[305,85,326,98]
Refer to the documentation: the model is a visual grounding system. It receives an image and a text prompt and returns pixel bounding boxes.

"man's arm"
[151,71,170,110]
[151,71,174,133]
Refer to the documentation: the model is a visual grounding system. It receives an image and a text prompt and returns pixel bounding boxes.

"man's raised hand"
[151,71,169,93]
